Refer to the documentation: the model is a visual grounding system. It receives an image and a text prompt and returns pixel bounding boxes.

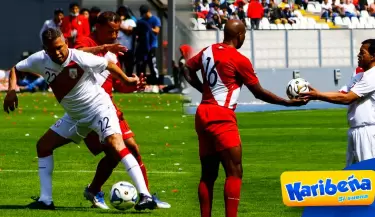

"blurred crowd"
[0,2,190,94]
[193,0,375,29]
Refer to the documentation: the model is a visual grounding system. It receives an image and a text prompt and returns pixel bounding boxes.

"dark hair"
[69,2,79,9]
[42,28,64,46]
[80,8,89,14]
[96,11,121,25]
[362,39,375,55]
[54,8,63,15]
[139,5,150,16]
[117,5,134,19]
[90,6,101,13]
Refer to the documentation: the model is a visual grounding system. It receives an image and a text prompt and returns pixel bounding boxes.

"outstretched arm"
[300,86,359,105]
[184,66,203,93]
[4,67,18,113]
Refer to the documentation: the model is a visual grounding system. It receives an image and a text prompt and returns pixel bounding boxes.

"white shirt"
[15,49,113,121]
[40,19,61,43]
[117,19,137,51]
[321,2,332,12]
[343,3,356,13]
[343,67,375,128]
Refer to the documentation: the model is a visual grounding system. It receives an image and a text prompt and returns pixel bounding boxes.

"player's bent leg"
[27,129,71,210]
[199,155,220,217]
[219,145,243,217]
[104,133,157,211]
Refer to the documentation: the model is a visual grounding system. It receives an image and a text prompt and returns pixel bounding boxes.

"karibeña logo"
[280,171,375,207]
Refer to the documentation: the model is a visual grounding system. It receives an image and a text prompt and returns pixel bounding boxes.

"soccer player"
[3,28,157,211]
[300,39,375,167]
[73,11,170,209]
[185,19,307,217]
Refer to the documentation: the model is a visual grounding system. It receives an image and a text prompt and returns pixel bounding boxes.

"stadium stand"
[191,0,375,30]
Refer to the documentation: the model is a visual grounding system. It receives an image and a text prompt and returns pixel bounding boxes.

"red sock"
[224,176,242,217]
[198,180,215,217]
[136,156,149,190]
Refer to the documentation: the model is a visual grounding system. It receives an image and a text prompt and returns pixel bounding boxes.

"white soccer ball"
[286,78,310,99]
[110,181,138,210]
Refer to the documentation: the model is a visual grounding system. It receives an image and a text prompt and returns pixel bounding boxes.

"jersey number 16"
[205,57,219,87]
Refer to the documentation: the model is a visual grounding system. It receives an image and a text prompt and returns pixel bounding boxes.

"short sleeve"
[74,50,108,73]
[350,72,375,97]
[152,17,161,27]
[186,50,203,72]
[15,51,43,75]
[236,55,259,86]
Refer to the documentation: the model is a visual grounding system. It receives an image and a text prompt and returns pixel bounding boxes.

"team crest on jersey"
[69,69,78,79]
[54,119,63,128]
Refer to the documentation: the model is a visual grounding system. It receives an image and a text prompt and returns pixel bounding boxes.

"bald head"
[223,20,246,49]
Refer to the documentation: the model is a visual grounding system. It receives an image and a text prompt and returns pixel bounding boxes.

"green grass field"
[0,93,349,217]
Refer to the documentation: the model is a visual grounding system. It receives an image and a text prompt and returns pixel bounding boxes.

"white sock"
[121,154,151,197]
[38,155,54,205]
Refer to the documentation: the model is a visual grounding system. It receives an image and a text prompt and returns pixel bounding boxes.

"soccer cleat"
[152,193,171,209]
[25,196,55,210]
[84,186,110,209]
[134,193,157,211]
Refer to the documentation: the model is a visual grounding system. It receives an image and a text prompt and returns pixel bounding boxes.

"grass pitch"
[0,93,348,217]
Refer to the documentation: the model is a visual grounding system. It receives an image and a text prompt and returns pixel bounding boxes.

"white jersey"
[343,67,375,128]
[15,49,112,121]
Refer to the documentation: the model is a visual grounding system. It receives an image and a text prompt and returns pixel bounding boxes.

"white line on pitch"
[241,127,348,130]
[0,169,189,174]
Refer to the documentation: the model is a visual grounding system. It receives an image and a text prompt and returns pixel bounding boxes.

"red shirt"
[247,1,264,19]
[61,15,90,47]
[186,43,259,110]
[75,35,137,96]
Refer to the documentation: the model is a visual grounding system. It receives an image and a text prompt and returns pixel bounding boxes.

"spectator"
[161,44,194,94]
[368,1,375,16]
[237,5,247,27]
[278,0,290,10]
[294,0,308,10]
[262,0,270,18]
[39,8,64,43]
[219,5,230,24]
[269,0,283,24]
[333,0,345,16]
[117,6,137,76]
[137,5,162,93]
[281,5,297,24]
[358,0,368,10]
[206,3,221,29]
[321,0,336,21]
[89,6,101,32]
[247,0,264,29]
[117,6,137,23]
[80,8,90,19]
[61,2,90,47]
[342,0,359,18]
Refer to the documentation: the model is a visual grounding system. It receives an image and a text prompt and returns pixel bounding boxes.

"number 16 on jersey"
[204,57,219,87]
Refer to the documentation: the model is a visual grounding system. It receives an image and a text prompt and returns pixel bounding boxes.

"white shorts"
[50,104,121,143]
[346,125,375,166]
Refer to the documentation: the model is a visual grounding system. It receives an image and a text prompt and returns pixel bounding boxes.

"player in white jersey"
[3,28,157,210]
[300,39,375,166]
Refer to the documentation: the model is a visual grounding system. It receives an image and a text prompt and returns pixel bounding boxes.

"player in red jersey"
[185,20,307,217]
[74,11,170,209]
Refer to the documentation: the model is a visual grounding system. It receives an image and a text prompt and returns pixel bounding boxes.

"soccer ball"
[110,181,138,210]
[286,78,310,99]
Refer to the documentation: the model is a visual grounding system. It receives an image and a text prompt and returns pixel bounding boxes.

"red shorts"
[195,104,241,157]
[84,103,135,155]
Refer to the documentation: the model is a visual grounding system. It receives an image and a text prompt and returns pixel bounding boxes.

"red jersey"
[61,15,90,47]
[75,35,116,97]
[186,43,259,110]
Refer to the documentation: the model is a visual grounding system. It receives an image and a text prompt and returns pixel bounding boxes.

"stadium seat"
[261,23,270,29]
[314,23,322,29]
[270,24,277,29]
[368,17,375,25]
[245,18,251,28]
[356,23,365,29]
[294,10,303,18]
[351,17,359,26]
[197,18,205,25]
[284,23,292,29]
[365,23,373,28]
[261,17,270,25]
[307,22,315,29]
[190,18,198,30]
[342,17,351,27]
[334,17,343,25]
[314,4,322,13]
[307,4,316,13]
[299,23,307,29]
[361,10,369,18]
[321,23,330,29]
[359,17,367,25]
[277,24,285,29]
[292,23,300,29]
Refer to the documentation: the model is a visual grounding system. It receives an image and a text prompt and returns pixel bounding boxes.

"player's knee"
[201,170,219,183]
[124,138,140,157]
[105,133,126,153]
[232,163,243,179]
[36,138,53,157]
